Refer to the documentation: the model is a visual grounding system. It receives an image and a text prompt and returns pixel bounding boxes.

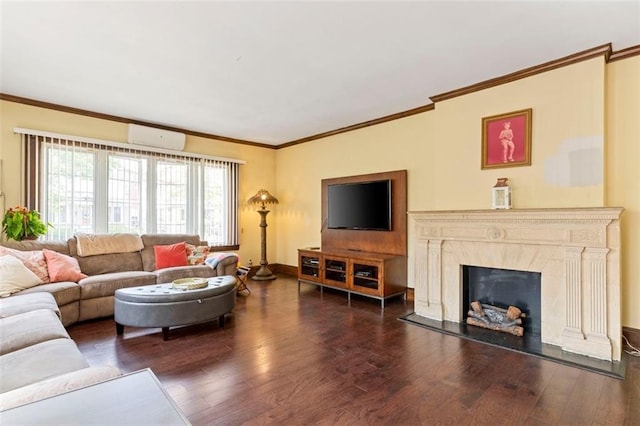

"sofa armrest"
[213,255,238,277]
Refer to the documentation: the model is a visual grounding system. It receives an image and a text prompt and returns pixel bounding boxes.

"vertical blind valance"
[16,129,242,246]
[13,128,246,163]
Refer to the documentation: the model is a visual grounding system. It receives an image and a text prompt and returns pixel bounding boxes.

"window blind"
[16,129,242,247]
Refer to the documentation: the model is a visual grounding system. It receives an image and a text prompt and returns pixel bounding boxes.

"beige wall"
[274,111,435,260]
[0,100,276,266]
[276,56,640,329]
[276,57,606,261]
[606,56,640,329]
[430,58,605,210]
[1,54,637,329]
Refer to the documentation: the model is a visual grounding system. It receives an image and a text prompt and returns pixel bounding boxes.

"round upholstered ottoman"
[114,275,236,340]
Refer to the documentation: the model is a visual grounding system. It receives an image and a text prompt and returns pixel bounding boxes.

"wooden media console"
[298,170,408,308]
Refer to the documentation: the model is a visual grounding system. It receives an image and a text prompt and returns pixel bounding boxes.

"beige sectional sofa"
[0,233,238,410]
[1,233,238,326]
[0,292,122,410]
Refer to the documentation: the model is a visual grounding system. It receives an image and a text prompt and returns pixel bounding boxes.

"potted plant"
[1,206,52,241]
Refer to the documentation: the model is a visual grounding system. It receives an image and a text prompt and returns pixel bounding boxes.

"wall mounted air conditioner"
[127,124,186,151]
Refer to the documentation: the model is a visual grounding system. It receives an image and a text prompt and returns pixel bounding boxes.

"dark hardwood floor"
[68,275,640,425]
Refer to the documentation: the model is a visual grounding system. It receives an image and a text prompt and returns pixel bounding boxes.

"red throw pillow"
[43,249,88,282]
[154,242,188,270]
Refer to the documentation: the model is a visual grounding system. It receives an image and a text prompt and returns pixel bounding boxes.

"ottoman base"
[115,315,226,341]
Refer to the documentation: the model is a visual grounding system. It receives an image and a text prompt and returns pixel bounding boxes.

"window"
[45,145,95,236]
[156,159,188,234]
[108,155,146,233]
[20,132,241,248]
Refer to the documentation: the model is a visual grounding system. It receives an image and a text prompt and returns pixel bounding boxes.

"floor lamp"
[248,189,278,281]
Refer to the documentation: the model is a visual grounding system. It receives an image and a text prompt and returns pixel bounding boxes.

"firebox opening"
[462,266,541,336]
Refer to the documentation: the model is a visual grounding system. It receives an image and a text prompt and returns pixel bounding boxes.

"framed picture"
[481,108,532,169]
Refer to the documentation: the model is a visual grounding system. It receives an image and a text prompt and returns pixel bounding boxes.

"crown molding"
[608,44,640,62]
[0,93,272,149]
[286,43,631,147]
[430,44,613,103]
[2,43,637,149]
[277,103,435,149]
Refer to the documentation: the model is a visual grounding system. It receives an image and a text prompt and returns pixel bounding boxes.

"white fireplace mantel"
[408,207,624,361]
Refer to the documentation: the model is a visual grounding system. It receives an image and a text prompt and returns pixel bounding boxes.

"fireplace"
[463,266,541,336]
[408,208,624,362]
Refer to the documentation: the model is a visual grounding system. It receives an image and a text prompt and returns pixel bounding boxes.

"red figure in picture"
[499,121,515,163]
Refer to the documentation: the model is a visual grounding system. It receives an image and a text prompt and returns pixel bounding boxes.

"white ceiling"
[1,1,639,146]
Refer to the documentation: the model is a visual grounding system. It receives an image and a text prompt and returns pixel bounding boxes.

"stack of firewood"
[466,301,526,336]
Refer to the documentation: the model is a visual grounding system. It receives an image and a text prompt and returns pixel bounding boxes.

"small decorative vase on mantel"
[492,178,512,210]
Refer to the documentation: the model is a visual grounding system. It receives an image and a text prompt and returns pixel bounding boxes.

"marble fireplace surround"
[409,208,624,361]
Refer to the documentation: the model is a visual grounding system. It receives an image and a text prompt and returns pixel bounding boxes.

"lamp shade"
[248,189,279,210]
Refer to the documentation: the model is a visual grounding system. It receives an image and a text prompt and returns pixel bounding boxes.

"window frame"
[18,130,242,249]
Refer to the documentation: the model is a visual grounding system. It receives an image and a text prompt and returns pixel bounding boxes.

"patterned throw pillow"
[0,246,50,283]
[185,243,210,265]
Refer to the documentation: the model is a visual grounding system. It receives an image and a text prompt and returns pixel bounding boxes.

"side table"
[236,265,251,295]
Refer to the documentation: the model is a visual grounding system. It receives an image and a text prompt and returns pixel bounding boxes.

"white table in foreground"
[0,368,190,425]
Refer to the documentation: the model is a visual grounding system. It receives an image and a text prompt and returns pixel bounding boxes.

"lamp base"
[251,265,276,281]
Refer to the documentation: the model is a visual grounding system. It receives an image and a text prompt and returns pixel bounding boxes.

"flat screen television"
[327,180,392,231]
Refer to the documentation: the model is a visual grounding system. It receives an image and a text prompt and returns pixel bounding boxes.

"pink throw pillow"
[154,242,188,270]
[43,249,88,282]
[0,246,50,283]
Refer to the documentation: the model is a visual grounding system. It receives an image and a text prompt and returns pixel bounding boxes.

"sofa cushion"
[0,255,42,297]
[43,249,88,282]
[141,233,202,247]
[18,281,81,309]
[0,292,60,320]
[0,365,122,411]
[154,242,188,270]
[68,237,144,275]
[0,338,89,393]
[82,251,144,276]
[79,271,157,299]
[1,240,70,255]
[0,309,70,356]
[0,246,50,283]
[140,234,202,271]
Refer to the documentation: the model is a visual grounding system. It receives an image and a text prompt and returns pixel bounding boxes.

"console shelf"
[298,248,407,308]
